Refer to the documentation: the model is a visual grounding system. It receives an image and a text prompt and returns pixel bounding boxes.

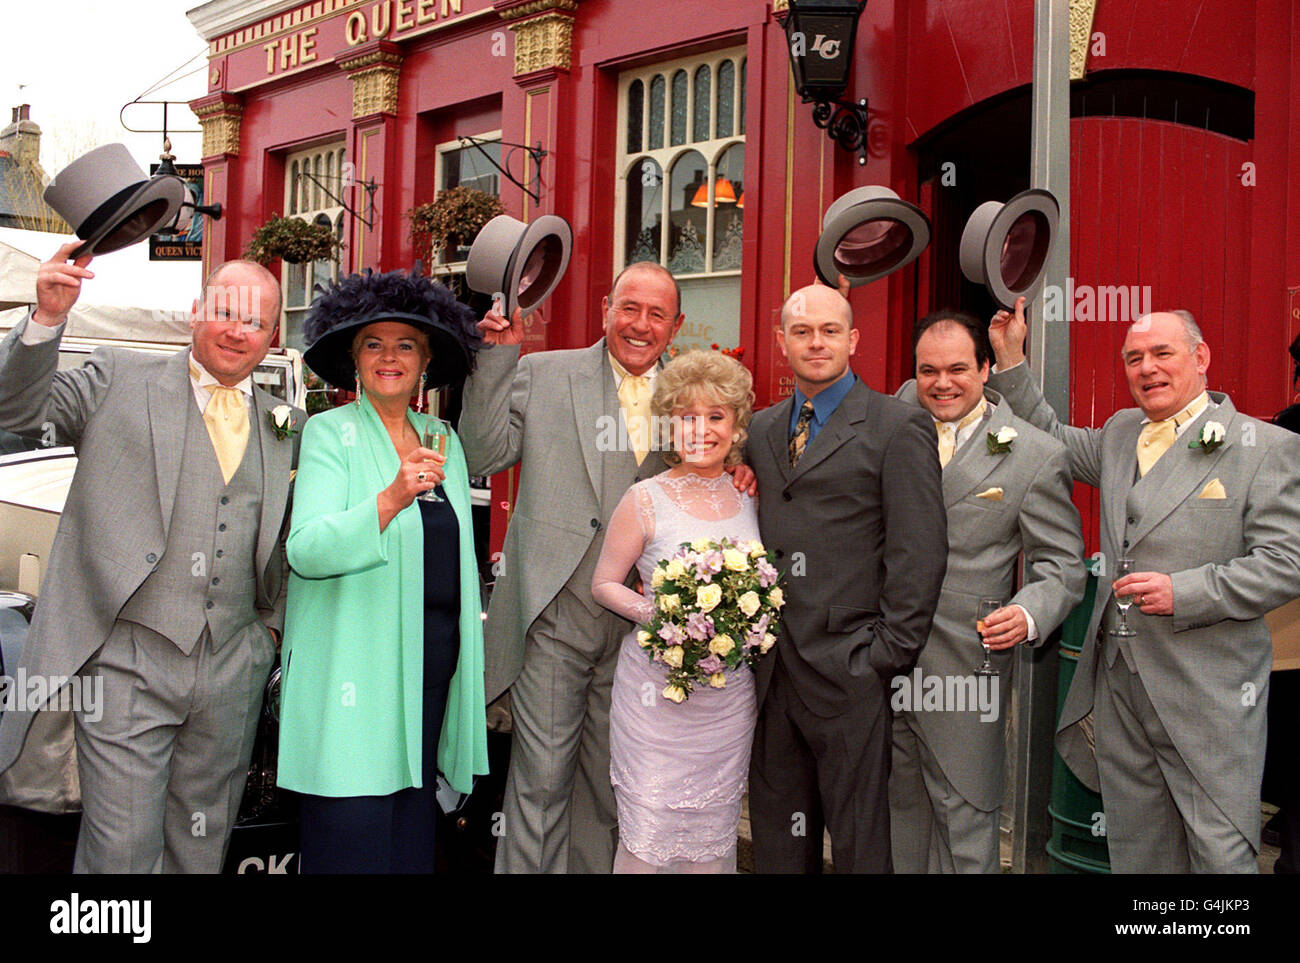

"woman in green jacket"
[278,268,488,873]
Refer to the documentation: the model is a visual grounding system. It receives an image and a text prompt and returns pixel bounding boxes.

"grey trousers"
[72,619,275,874]
[494,586,626,874]
[1095,647,1258,873]
[889,712,1000,874]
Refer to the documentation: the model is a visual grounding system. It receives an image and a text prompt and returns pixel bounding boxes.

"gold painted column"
[190,91,243,271]
[338,41,403,272]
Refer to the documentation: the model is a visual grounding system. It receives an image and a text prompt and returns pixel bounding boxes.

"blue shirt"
[788,371,856,446]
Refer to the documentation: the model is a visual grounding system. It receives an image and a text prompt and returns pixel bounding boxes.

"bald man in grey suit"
[989,298,1300,872]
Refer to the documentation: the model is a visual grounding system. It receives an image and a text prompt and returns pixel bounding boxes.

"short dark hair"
[912,309,991,371]
[608,261,682,318]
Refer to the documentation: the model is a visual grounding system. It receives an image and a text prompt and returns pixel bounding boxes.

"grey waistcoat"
[119,394,263,653]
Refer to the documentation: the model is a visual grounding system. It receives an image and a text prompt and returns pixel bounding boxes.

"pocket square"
[976,487,1004,501]
[1197,478,1226,499]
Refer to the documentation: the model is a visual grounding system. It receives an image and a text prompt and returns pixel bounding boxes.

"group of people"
[1,240,1297,875]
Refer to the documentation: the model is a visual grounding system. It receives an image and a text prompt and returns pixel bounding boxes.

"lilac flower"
[756,559,778,587]
[685,612,715,642]
[657,623,686,645]
[698,654,725,674]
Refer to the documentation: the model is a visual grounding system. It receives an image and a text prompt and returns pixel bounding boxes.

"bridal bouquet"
[638,536,785,703]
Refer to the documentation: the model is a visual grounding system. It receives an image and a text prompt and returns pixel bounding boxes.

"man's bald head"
[781,283,852,331]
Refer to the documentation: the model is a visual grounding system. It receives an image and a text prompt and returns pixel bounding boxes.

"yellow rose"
[664,558,687,580]
[658,593,681,613]
[708,672,727,689]
[650,569,666,589]
[662,684,687,704]
[768,587,784,608]
[691,537,712,552]
[748,540,766,558]
[722,548,750,572]
[709,634,735,656]
[663,645,684,668]
[759,632,777,654]
[696,583,723,613]
[636,630,652,648]
[738,591,761,617]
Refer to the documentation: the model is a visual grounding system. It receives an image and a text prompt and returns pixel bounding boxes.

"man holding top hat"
[463,233,759,872]
[0,146,304,872]
[988,296,1300,872]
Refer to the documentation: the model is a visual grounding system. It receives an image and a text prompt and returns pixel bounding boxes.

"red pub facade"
[187,0,1300,551]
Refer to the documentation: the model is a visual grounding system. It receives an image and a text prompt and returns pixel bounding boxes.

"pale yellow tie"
[192,361,249,483]
[618,372,652,465]
[935,399,987,469]
[1137,418,1177,477]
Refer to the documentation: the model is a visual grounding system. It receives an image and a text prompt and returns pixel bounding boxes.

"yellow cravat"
[935,398,988,469]
[612,355,652,465]
[191,360,249,484]
[1137,392,1208,477]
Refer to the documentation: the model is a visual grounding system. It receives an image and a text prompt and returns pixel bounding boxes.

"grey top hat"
[959,188,1060,309]
[466,213,573,318]
[43,144,187,260]
[814,186,931,288]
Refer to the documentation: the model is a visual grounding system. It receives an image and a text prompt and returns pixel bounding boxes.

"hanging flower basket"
[406,187,505,264]
[244,213,343,266]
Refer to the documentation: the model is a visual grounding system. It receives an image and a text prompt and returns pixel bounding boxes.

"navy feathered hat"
[302,267,482,390]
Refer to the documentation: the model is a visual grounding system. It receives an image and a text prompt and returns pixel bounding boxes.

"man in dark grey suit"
[747,283,948,872]
[0,244,303,872]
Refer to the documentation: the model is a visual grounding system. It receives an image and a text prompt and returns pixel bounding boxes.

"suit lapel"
[1127,394,1234,548]
[788,382,866,483]
[148,349,193,538]
[252,385,292,577]
[571,339,611,499]
[942,394,1006,508]
[764,395,796,485]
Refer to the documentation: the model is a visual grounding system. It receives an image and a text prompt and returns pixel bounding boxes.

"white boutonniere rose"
[1190,421,1226,452]
[986,426,1017,455]
[269,405,298,440]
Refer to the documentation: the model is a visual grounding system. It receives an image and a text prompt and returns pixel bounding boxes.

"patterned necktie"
[618,372,652,465]
[192,360,249,484]
[789,400,815,467]
[935,399,988,469]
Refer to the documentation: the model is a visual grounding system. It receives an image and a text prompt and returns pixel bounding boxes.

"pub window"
[282,141,346,351]
[616,47,747,352]
[434,131,502,266]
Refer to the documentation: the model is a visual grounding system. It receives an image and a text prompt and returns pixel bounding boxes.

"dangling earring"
[354,374,361,407]
[418,371,428,413]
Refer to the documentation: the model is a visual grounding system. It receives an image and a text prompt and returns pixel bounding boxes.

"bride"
[591,349,759,873]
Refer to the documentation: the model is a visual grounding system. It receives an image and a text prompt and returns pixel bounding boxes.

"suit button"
[775,549,785,559]
[205,601,214,610]
[219,523,227,532]
[211,577,219,585]
[782,492,792,502]
[221,496,230,505]
[1127,516,1135,525]
[146,553,157,563]
[215,550,224,558]
[1123,539,1130,548]
[590,518,599,529]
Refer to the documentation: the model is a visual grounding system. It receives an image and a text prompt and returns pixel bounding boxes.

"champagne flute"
[975,597,1002,677]
[1110,556,1137,637]
[418,417,450,502]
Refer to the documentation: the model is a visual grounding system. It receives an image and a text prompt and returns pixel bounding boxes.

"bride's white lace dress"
[591,470,759,873]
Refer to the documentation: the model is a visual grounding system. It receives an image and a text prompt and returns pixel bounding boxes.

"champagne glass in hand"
[418,417,450,502]
[975,598,1002,677]
[1110,557,1137,637]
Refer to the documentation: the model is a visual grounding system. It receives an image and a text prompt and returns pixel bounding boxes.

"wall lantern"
[781,0,870,165]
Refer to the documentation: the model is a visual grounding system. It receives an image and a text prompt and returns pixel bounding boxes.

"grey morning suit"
[459,338,665,873]
[889,384,1084,873]
[0,316,301,872]
[989,363,1300,872]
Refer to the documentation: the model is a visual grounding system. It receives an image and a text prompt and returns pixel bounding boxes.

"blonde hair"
[651,350,755,468]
